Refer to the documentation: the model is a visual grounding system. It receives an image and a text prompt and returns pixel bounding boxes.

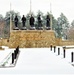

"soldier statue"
[37,15,43,29]
[29,15,35,29]
[21,15,26,27]
[29,15,35,27]
[14,15,18,29]
[46,14,50,27]
[46,14,50,30]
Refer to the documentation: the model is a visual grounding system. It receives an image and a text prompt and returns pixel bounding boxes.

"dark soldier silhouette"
[37,15,42,28]
[14,15,18,27]
[46,15,50,27]
[21,15,26,27]
[29,15,35,27]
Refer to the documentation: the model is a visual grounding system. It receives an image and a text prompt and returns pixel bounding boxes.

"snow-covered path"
[0,48,74,74]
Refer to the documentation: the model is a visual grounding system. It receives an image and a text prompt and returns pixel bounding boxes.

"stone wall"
[0,30,74,48]
[60,40,74,46]
[8,30,56,48]
[0,39,8,46]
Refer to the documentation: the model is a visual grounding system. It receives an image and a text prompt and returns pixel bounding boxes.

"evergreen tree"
[5,10,21,23]
[67,20,74,40]
[52,16,57,30]
[4,10,21,38]
[0,14,4,21]
[56,13,69,39]
[71,20,74,27]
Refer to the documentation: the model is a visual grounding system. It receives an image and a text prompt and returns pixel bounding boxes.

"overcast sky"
[0,0,74,23]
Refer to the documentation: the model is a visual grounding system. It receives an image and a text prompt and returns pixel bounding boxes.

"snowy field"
[0,46,74,75]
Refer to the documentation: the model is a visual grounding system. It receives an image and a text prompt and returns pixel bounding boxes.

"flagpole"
[50,2,52,30]
[30,0,32,15]
[50,2,52,14]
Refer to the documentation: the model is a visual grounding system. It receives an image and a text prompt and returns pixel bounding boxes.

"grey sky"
[0,0,74,23]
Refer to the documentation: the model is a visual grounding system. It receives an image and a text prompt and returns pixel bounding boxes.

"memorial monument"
[0,1,57,48]
[7,10,56,48]
[0,1,74,48]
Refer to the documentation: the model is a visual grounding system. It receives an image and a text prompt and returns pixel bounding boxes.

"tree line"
[0,10,74,40]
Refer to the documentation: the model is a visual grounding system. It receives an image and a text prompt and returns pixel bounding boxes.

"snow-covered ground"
[0,46,74,74]
[0,46,15,66]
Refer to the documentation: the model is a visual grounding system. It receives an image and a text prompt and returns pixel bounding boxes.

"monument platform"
[0,30,74,48]
[8,30,56,48]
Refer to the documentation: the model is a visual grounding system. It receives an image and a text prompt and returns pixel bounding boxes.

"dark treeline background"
[0,10,74,40]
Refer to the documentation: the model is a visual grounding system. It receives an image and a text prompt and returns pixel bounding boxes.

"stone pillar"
[50,14,52,30]
[10,3,12,32]
[10,14,12,32]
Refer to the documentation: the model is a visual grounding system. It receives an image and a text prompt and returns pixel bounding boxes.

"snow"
[0,47,14,66]
[0,46,74,74]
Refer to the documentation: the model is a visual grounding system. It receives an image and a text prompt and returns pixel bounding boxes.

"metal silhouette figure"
[29,15,35,27]
[14,15,18,28]
[21,15,26,27]
[46,15,50,27]
[37,15,43,30]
